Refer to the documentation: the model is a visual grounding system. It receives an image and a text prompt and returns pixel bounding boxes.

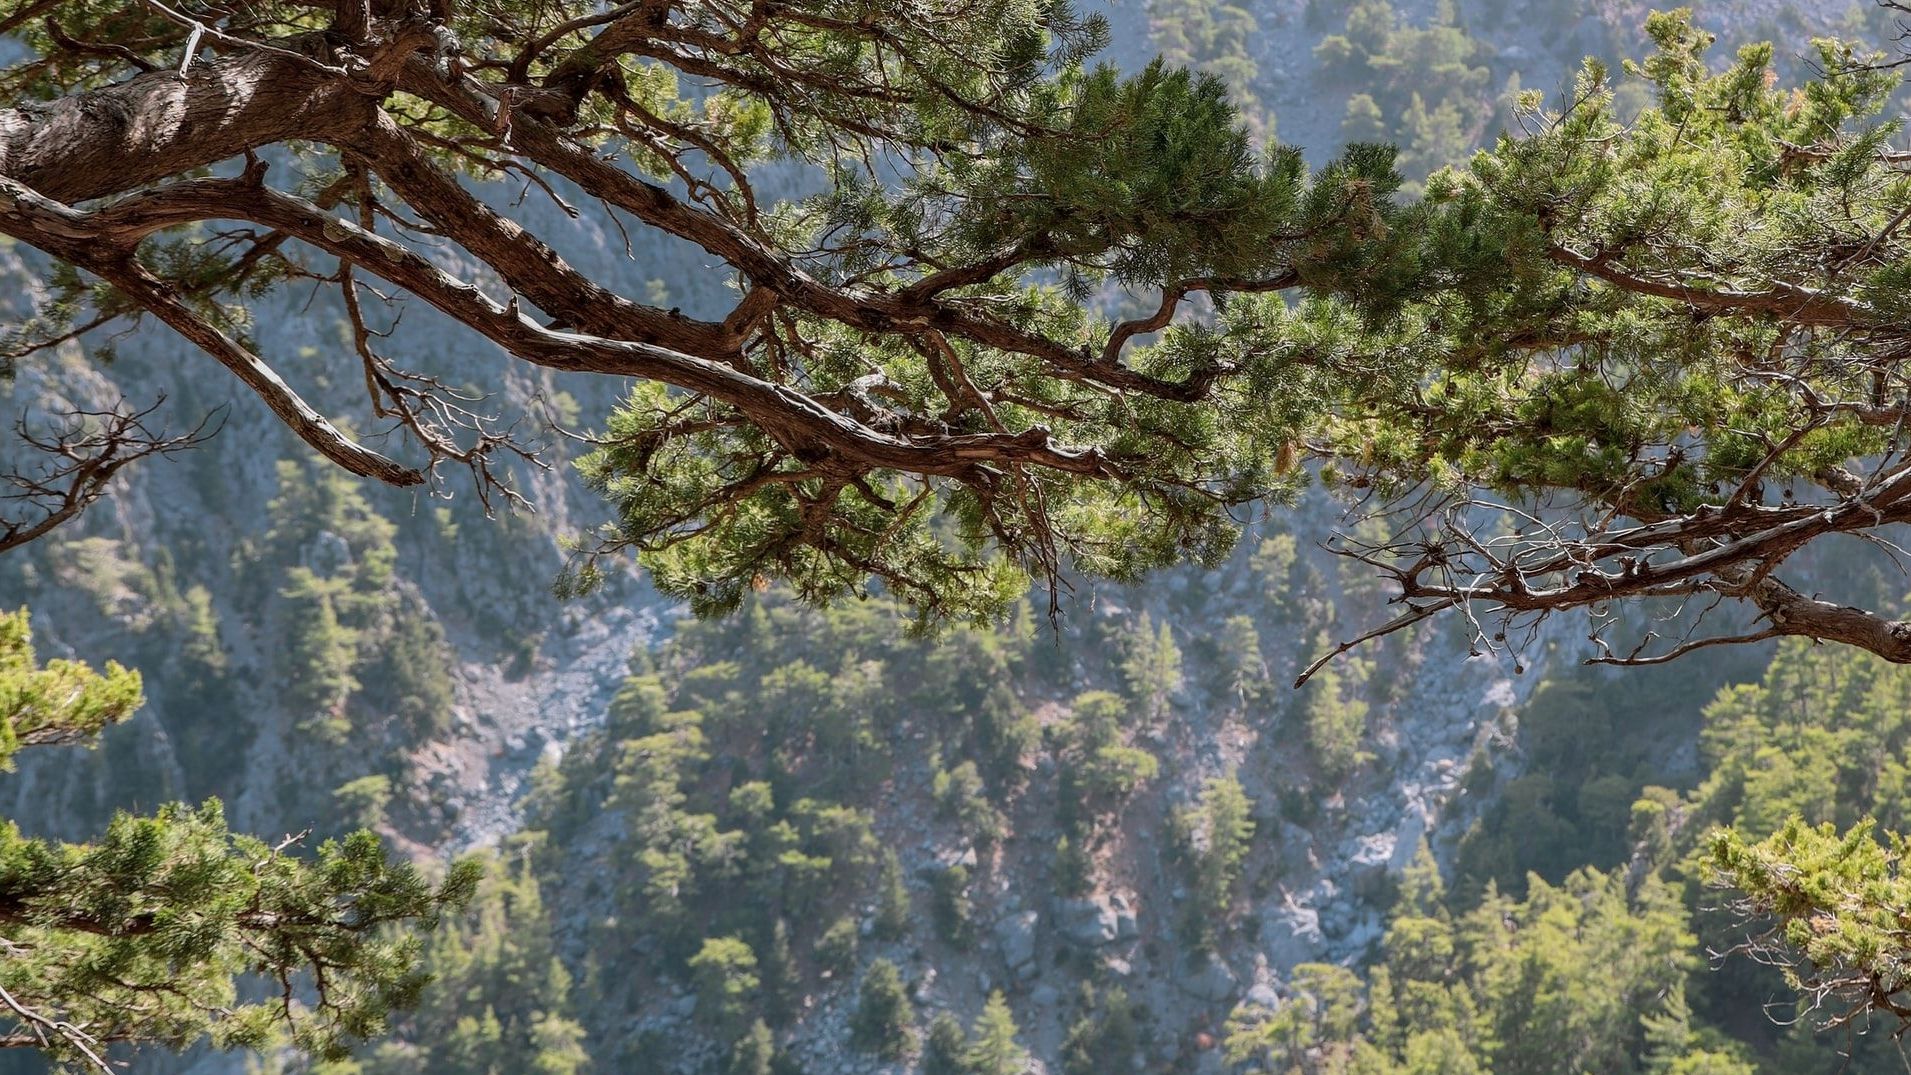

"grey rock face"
[1053,896,1121,948]
[996,910,1040,979]
[1259,899,1324,968]
[1178,952,1238,1003]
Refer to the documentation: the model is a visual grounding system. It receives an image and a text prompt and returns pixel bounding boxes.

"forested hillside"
[9,1,1911,1073]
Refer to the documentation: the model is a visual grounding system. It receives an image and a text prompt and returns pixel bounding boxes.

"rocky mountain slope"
[0,2,1882,1072]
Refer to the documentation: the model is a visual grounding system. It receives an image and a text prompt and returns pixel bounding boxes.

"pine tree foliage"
[1709,818,1911,1033]
[0,803,478,1067]
[850,958,914,1060]
[0,608,476,1067]
[0,608,140,767]
[964,991,1028,1075]
[13,2,1911,666]
[1226,859,1746,1075]
[350,853,587,1075]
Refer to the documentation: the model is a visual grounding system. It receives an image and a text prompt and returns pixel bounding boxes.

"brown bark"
[0,50,371,204]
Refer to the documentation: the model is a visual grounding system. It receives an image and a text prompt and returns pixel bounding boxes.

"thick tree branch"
[0,50,370,204]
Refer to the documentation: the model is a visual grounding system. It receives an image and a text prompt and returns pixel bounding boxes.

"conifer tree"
[965,992,1028,1075]
[0,609,476,1067]
[923,1013,970,1075]
[20,0,1911,1056]
[13,0,1911,671]
[871,850,912,943]
[689,936,761,1038]
[850,959,915,1060]
[727,1020,776,1075]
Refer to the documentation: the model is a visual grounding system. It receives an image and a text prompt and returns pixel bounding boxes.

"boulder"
[1388,806,1431,874]
[1054,896,1120,948]
[1179,952,1238,1003]
[1259,899,1324,969]
[995,910,1040,979]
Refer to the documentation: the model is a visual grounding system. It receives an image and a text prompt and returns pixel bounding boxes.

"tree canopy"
[7,2,1911,668]
[0,609,478,1068]
[21,1,1911,1063]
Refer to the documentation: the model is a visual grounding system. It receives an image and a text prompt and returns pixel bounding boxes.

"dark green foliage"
[814,917,859,980]
[0,610,473,1065]
[1145,0,1261,123]
[1053,834,1093,898]
[363,602,456,738]
[16,6,1911,1072]
[1452,651,1756,901]
[334,774,394,831]
[1297,650,1370,780]
[279,570,360,741]
[871,850,911,942]
[728,1019,775,1075]
[1061,984,1144,1075]
[0,802,478,1064]
[1054,691,1158,807]
[923,1013,969,1075]
[1119,613,1183,723]
[929,864,975,946]
[935,760,1006,847]
[510,590,1056,1062]
[850,959,914,1060]
[1176,775,1256,948]
[352,854,586,1075]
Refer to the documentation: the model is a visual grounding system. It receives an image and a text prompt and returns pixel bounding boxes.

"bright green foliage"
[0,802,478,1065]
[1225,963,1365,1075]
[352,854,586,1075]
[727,1019,775,1075]
[850,959,914,1060]
[1234,864,1713,1075]
[690,936,762,1037]
[1695,638,1911,837]
[965,992,1028,1075]
[0,608,141,768]
[1176,774,1256,948]
[1640,983,1752,1075]
[1299,648,1371,780]
[1055,691,1159,806]
[1709,818,1911,1035]
[1061,983,1144,1075]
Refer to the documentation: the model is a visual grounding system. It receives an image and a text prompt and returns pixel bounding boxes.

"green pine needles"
[0,609,477,1067]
